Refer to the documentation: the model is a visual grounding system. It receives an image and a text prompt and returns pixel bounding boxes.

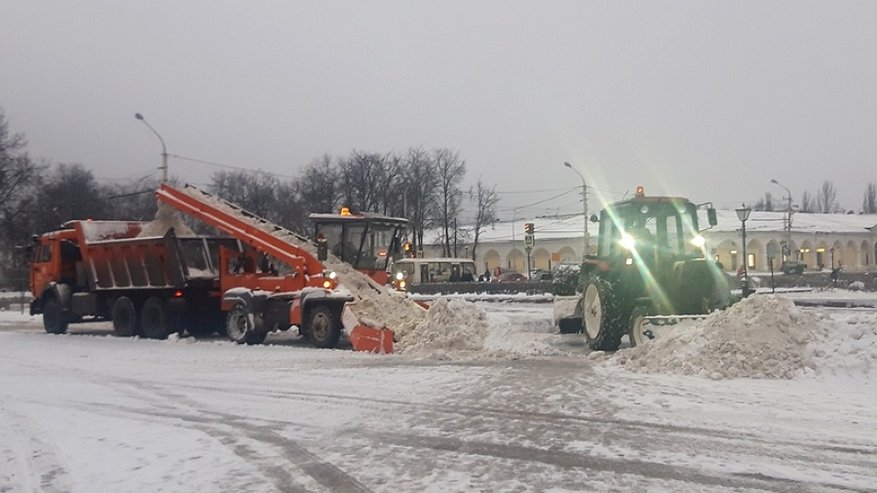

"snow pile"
[395,298,489,358]
[611,295,817,379]
[807,310,877,377]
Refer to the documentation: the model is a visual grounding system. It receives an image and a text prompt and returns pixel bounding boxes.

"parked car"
[493,272,528,282]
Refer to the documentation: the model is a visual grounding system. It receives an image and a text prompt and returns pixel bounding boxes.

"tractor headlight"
[690,235,706,248]
[394,271,405,281]
[620,233,635,250]
[323,271,337,279]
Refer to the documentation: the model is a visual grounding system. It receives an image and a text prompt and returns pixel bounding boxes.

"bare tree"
[31,163,110,235]
[800,190,814,213]
[434,148,466,257]
[753,192,773,212]
[209,170,279,221]
[863,182,877,214]
[816,180,838,213]
[337,151,385,212]
[0,111,43,238]
[297,154,338,213]
[469,178,499,262]
[400,147,438,254]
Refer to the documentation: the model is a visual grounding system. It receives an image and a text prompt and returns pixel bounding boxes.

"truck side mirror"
[707,208,717,227]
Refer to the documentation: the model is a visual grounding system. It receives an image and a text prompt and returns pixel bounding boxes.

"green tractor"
[576,188,730,351]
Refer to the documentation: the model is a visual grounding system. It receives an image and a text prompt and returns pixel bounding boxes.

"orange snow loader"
[154,183,396,352]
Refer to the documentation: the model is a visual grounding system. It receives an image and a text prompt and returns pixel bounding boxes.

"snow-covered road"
[1,299,875,492]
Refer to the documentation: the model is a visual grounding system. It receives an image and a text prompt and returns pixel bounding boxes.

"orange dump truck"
[29,220,238,338]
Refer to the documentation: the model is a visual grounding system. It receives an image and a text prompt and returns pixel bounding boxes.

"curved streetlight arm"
[135,113,168,182]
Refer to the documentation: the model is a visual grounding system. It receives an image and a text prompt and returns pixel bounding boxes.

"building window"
[747,253,756,268]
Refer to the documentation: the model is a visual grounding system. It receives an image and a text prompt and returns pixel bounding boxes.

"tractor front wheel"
[582,277,624,351]
[627,306,653,348]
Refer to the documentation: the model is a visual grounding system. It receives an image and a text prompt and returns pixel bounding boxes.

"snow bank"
[608,294,877,379]
[395,298,489,358]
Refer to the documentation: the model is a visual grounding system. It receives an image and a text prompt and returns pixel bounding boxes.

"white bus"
[390,257,478,290]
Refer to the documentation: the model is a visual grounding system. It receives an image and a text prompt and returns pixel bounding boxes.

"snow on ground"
[2,294,877,492]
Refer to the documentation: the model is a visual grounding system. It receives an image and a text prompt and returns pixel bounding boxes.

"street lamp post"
[563,162,588,260]
[770,179,792,263]
[135,113,168,183]
[736,204,753,297]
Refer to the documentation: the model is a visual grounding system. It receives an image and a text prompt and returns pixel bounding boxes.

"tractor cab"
[310,208,410,285]
[594,187,715,267]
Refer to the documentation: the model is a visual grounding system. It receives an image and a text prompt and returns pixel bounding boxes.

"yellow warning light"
[340,206,351,216]
[635,186,645,197]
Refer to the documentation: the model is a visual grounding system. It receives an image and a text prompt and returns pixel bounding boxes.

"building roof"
[457,210,877,244]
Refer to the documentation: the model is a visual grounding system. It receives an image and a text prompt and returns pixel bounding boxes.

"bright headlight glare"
[620,233,635,250]
[690,235,706,248]
[395,272,405,281]
[399,280,406,289]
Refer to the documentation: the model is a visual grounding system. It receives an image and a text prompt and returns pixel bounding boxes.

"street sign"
[524,234,535,248]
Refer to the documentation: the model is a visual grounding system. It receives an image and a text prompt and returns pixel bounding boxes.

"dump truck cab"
[579,187,730,351]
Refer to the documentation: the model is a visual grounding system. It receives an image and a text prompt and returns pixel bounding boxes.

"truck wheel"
[141,297,170,340]
[627,306,652,348]
[43,297,69,334]
[112,296,138,337]
[307,304,342,349]
[226,304,267,345]
[582,277,624,351]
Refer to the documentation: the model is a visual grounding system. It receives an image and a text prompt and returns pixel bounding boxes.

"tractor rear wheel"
[226,304,267,345]
[306,305,342,349]
[582,277,624,351]
[112,296,138,337]
[42,297,69,335]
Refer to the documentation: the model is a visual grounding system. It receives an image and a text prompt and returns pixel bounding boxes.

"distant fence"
[407,281,553,295]
[0,292,31,313]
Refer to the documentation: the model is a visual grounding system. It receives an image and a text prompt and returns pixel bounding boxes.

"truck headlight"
[323,271,337,279]
[690,235,706,248]
[395,271,405,281]
[619,233,635,250]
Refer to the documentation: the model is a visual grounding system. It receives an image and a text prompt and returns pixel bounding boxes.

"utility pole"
[770,179,793,263]
[563,162,589,259]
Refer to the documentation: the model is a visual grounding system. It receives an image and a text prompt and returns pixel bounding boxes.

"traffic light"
[524,222,535,234]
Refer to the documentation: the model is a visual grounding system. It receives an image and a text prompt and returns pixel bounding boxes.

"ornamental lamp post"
[563,161,588,260]
[135,113,168,183]
[736,204,753,297]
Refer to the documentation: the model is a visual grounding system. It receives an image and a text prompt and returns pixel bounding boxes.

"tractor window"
[661,212,683,255]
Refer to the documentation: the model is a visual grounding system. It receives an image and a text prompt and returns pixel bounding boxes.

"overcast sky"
[2,1,875,221]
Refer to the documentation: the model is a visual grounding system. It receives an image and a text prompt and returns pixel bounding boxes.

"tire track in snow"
[99,379,374,493]
[0,407,72,493]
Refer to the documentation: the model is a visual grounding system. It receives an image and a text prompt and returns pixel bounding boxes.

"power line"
[169,154,299,179]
